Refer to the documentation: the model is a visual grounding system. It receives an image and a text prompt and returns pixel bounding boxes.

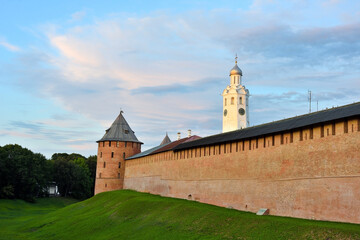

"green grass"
[0,190,359,240]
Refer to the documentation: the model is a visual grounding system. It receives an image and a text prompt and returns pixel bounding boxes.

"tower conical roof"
[160,133,171,145]
[97,111,142,143]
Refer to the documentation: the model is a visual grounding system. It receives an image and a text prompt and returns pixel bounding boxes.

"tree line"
[0,144,97,202]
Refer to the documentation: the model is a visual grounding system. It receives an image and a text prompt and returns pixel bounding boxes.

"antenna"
[308,90,312,113]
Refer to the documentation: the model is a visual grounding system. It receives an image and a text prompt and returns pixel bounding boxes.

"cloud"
[0,38,20,52]
[5,4,360,152]
[70,11,86,22]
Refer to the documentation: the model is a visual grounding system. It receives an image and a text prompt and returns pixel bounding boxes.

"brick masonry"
[123,118,360,223]
[94,141,141,195]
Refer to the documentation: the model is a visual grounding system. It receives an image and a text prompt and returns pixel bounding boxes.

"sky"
[0,0,359,158]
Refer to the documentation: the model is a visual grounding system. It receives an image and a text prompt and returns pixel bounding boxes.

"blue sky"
[0,0,359,158]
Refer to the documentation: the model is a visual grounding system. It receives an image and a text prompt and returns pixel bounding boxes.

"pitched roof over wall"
[97,111,143,143]
[174,102,360,151]
[126,135,201,160]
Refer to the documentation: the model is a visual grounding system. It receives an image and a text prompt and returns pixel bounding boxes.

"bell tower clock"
[222,55,250,133]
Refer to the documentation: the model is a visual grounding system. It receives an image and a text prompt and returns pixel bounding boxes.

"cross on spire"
[235,53,238,64]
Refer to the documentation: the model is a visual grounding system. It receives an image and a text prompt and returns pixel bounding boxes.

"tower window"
[103,162,106,168]
[103,142,105,147]
[125,142,127,147]
[231,97,234,105]
[111,152,114,158]
[119,162,121,168]
[100,152,102,158]
[240,97,243,104]
[123,152,126,159]
[225,98,227,106]
[109,141,111,147]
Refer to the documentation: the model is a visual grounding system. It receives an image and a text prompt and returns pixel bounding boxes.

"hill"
[0,190,359,240]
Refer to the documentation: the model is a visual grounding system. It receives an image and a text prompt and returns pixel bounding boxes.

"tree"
[51,153,96,199]
[0,144,50,201]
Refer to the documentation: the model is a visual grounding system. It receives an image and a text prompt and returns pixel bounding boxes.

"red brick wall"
[124,118,360,223]
[94,141,141,195]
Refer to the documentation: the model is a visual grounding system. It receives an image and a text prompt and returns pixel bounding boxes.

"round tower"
[94,111,142,195]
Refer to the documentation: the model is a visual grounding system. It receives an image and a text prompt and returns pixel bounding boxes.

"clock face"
[223,109,227,116]
[239,108,245,115]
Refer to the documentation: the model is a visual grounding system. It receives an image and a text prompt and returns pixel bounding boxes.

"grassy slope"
[0,197,78,240]
[1,190,359,240]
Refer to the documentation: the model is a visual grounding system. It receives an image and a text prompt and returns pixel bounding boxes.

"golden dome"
[230,64,242,76]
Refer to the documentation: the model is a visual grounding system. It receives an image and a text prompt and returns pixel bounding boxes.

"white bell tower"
[222,55,249,133]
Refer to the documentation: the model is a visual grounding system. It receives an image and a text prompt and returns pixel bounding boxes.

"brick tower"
[94,111,142,195]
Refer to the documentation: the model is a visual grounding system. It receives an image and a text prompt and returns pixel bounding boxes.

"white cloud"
[8,4,360,152]
[0,38,20,52]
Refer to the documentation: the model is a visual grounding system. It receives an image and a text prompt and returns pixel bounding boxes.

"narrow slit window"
[332,123,336,135]
[109,141,111,147]
[231,97,234,105]
[310,128,313,139]
[118,162,121,168]
[240,97,243,104]
[111,152,114,158]
[123,152,125,159]
[344,120,348,133]
[103,162,106,168]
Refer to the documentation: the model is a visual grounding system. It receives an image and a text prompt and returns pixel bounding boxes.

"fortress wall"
[95,141,141,195]
[124,118,360,223]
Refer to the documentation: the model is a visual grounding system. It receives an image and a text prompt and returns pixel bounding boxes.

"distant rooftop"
[160,133,171,145]
[126,135,201,160]
[97,111,143,144]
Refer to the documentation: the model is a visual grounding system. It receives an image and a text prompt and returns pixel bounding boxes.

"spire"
[97,111,142,143]
[160,132,171,145]
[235,53,238,64]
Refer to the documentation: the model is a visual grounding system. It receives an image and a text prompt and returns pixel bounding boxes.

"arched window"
[225,98,227,106]
[239,97,243,104]
[231,97,234,105]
